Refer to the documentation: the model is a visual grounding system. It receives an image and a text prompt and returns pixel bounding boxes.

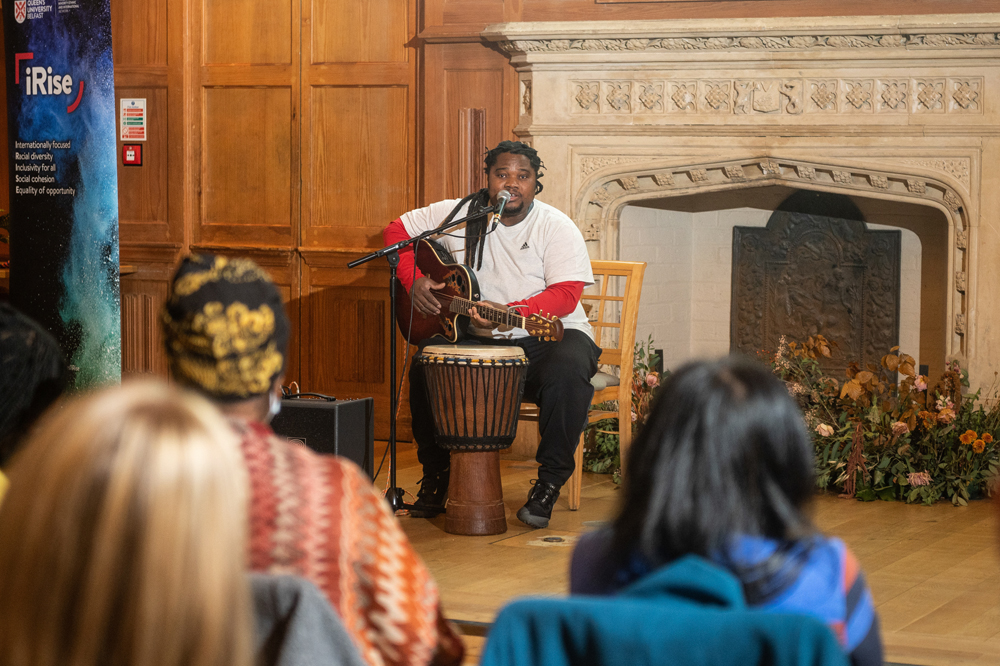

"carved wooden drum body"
[416,345,528,535]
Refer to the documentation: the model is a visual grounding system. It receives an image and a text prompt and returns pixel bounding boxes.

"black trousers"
[409,329,601,488]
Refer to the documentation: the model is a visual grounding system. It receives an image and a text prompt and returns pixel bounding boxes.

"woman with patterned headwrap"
[162,253,464,666]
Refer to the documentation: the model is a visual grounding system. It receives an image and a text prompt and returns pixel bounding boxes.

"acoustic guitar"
[395,239,564,344]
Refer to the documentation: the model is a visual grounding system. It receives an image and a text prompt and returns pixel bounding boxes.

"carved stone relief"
[809,80,838,112]
[914,79,946,113]
[573,81,601,112]
[760,160,781,176]
[703,81,732,112]
[498,32,1000,55]
[653,172,674,187]
[956,229,968,250]
[731,209,901,376]
[877,80,908,112]
[869,175,889,190]
[521,80,532,115]
[899,158,971,189]
[591,186,614,207]
[843,80,874,112]
[619,176,640,191]
[568,76,984,116]
[580,157,647,176]
[956,271,967,293]
[951,79,981,111]
[636,82,664,112]
[796,165,817,180]
[724,165,747,181]
[944,190,963,212]
[605,82,632,112]
[670,82,698,112]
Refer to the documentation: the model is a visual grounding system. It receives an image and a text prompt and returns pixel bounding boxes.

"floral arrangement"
[769,336,1000,505]
[584,335,663,482]
[583,332,1000,505]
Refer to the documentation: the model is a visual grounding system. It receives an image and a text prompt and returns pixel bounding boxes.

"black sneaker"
[409,469,449,518]
[516,480,560,529]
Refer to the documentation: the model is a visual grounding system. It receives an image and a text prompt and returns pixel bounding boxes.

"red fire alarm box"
[122,144,142,166]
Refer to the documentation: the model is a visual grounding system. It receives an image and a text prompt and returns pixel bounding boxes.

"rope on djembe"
[418,354,528,451]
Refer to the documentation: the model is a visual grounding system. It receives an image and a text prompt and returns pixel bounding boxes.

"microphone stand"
[347,203,501,512]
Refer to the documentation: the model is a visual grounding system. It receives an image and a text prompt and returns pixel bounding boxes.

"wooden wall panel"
[311,0,408,64]
[521,0,1000,21]
[301,251,409,440]
[444,70,503,198]
[422,0,1000,37]
[118,248,180,379]
[199,88,293,246]
[310,287,385,385]
[421,43,515,205]
[303,86,408,248]
[111,0,167,66]
[120,278,169,377]
[203,0,292,65]
[297,0,417,439]
[116,87,169,240]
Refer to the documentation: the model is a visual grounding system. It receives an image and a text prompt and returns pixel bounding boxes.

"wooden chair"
[519,260,646,509]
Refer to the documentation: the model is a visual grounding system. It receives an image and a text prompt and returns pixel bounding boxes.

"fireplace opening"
[618,185,948,382]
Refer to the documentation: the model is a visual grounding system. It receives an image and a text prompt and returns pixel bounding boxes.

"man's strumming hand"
[412,276,445,315]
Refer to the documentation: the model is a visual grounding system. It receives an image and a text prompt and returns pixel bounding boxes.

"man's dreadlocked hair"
[459,141,545,269]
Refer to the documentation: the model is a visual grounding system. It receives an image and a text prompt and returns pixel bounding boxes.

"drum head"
[420,344,526,361]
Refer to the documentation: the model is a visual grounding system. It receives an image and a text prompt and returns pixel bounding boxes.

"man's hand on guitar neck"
[412,276,445,315]
[469,301,514,332]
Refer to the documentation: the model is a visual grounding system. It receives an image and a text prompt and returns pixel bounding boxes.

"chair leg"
[566,436,584,511]
[619,405,631,482]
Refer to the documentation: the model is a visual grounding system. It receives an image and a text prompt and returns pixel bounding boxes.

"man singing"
[383,141,601,529]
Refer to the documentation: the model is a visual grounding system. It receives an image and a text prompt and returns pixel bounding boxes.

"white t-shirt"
[400,199,594,340]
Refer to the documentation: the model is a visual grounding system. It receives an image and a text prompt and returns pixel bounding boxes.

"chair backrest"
[582,261,646,384]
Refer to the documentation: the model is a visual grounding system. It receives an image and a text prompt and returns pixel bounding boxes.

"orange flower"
[960,429,978,445]
[983,433,994,444]
[918,411,937,429]
[973,439,986,453]
[937,408,956,425]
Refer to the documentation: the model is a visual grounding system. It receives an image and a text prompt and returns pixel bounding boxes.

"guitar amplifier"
[270,397,375,479]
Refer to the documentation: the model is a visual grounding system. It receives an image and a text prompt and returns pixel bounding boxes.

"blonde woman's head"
[0,380,252,666]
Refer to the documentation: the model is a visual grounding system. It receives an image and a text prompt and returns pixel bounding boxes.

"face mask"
[265,390,282,424]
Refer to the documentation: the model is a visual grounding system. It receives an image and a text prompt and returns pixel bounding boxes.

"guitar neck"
[449,297,526,329]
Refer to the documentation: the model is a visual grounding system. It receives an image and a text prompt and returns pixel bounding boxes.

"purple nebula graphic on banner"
[4,0,120,388]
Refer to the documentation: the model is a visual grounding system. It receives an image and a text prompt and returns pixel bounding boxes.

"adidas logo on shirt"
[520,242,530,250]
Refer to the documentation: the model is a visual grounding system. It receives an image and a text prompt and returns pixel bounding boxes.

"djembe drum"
[417,345,528,535]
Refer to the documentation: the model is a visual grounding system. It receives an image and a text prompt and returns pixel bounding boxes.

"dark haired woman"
[570,357,883,666]
[383,140,601,528]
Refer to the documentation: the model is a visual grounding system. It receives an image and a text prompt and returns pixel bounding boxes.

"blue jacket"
[480,555,849,666]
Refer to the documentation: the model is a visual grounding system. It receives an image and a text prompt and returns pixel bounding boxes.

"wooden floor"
[376,441,1000,666]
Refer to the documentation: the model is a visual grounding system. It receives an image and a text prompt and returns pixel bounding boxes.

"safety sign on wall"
[120,98,146,141]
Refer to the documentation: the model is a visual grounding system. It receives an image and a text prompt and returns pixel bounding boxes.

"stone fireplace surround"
[484,14,1000,384]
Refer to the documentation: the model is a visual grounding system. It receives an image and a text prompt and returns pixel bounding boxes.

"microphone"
[492,190,511,231]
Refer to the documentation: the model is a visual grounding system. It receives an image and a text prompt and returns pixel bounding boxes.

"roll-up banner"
[4,0,120,387]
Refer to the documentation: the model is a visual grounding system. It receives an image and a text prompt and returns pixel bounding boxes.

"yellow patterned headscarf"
[162,254,289,401]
